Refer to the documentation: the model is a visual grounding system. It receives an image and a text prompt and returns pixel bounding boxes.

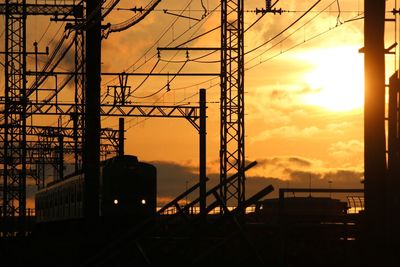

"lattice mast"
[0,1,84,234]
[2,0,28,221]
[220,0,245,208]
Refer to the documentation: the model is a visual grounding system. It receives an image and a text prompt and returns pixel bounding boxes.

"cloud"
[328,140,364,165]
[150,161,198,204]
[250,155,362,187]
[326,122,352,135]
[149,156,363,205]
[25,158,363,208]
[251,125,320,142]
[257,156,314,170]
[246,83,321,126]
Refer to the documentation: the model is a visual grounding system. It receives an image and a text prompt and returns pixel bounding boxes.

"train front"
[101,155,157,219]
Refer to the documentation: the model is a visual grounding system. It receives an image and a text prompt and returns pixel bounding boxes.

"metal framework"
[2,0,28,226]
[0,0,83,234]
[220,0,245,207]
[72,18,85,173]
[0,3,82,16]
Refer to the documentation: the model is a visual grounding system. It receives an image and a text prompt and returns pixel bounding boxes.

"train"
[35,155,157,223]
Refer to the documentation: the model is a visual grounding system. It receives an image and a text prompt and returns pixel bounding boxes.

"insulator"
[266,0,272,11]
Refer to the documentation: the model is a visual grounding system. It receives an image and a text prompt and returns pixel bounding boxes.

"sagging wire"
[125,79,219,130]
[246,12,364,72]
[117,3,219,99]
[101,2,220,125]
[37,21,52,45]
[245,1,348,67]
[245,0,322,56]
[132,59,161,94]
[174,25,220,48]
[336,0,343,26]
[132,60,188,99]
[101,0,197,87]
[133,0,361,107]
[200,0,208,19]
[244,0,281,34]
[102,1,219,101]
[167,1,362,100]
[159,50,218,63]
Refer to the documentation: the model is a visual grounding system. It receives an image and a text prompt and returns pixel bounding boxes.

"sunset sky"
[1,0,398,206]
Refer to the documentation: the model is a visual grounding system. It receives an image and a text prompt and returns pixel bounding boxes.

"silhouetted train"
[35,155,157,222]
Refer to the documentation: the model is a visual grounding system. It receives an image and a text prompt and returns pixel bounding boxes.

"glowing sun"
[301,47,364,112]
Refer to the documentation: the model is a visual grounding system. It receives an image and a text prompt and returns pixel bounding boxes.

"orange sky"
[100,0,371,202]
[2,0,400,205]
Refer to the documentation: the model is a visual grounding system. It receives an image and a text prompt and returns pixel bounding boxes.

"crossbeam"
[0,3,83,17]
[0,103,202,130]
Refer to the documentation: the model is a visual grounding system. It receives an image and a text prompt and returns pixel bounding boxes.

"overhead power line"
[245,0,322,56]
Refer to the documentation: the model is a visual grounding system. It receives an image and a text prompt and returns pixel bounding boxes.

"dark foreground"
[0,212,371,267]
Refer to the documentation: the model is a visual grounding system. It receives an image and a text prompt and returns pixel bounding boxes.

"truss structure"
[220,0,245,207]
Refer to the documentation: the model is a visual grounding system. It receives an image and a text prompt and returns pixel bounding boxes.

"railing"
[157,206,256,215]
[347,196,365,214]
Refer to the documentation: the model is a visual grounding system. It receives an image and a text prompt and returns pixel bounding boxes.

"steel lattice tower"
[72,26,85,173]
[0,1,84,234]
[220,0,245,207]
[2,0,27,223]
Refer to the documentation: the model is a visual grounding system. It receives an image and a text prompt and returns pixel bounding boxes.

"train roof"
[43,155,141,188]
[102,154,138,166]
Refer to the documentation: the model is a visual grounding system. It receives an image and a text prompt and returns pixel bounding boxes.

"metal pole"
[72,113,79,172]
[199,89,206,218]
[388,72,400,260]
[118,118,125,157]
[84,0,102,218]
[58,135,64,180]
[364,0,387,263]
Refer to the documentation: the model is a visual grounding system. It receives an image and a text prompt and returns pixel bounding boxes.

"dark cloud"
[25,159,364,208]
[150,161,199,205]
[269,85,320,101]
[287,157,312,167]
[151,159,363,206]
[256,156,313,169]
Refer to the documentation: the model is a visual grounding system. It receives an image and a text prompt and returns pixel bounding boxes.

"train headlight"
[113,199,119,205]
[141,199,146,205]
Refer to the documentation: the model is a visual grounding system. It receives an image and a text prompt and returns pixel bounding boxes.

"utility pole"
[83,0,102,218]
[363,0,386,263]
[387,71,400,261]
[199,89,206,219]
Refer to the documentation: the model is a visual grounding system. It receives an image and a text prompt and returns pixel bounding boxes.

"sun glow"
[301,47,364,112]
